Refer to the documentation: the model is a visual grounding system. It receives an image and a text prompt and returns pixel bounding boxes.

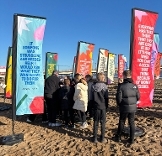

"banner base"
[122,126,145,138]
[0,133,24,145]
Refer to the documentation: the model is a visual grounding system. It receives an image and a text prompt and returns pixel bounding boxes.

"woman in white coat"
[73,78,88,128]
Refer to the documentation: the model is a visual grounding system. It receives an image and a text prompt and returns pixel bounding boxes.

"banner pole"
[0,14,24,146]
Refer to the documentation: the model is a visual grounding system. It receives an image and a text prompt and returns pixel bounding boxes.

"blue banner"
[16,15,46,115]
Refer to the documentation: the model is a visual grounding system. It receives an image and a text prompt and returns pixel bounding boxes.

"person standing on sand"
[85,74,95,120]
[115,70,140,144]
[91,73,108,143]
[59,78,75,128]
[44,70,61,127]
[73,78,88,129]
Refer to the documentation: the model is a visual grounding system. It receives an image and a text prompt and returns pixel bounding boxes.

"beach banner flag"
[129,8,158,108]
[12,14,46,116]
[151,33,160,78]
[45,52,58,79]
[123,56,128,70]
[5,47,12,98]
[75,41,95,77]
[152,33,160,79]
[97,48,109,73]
[72,56,76,77]
[118,54,125,78]
[154,52,162,79]
[107,53,115,84]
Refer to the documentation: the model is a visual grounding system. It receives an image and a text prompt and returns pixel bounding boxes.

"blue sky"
[0,0,161,70]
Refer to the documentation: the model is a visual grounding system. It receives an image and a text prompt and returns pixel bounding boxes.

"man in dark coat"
[116,70,140,144]
[85,74,95,119]
[44,70,61,127]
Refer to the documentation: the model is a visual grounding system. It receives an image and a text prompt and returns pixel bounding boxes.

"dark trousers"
[45,97,57,123]
[77,110,86,123]
[87,100,94,118]
[63,108,74,125]
[117,112,135,140]
[93,109,106,139]
[28,102,48,122]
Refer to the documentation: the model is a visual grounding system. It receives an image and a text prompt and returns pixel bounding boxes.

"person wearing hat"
[44,70,61,127]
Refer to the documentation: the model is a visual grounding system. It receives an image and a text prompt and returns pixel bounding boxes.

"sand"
[0,80,161,156]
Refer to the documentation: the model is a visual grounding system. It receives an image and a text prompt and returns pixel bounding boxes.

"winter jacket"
[68,84,75,108]
[87,79,97,101]
[91,81,108,110]
[44,74,60,99]
[116,78,140,113]
[73,82,88,112]
[59,86,71,110]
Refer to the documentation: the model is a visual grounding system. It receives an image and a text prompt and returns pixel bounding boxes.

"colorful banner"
[154,52,162,79]
[72,56,76,77]
[97,48,108,73]
[151,33,160,79]
[45,52,58,79]
[118,54,125,78]
[5,47,12,98]
[75,41,95,77]
[12,14,46,115]
[130,8,158,108]
[107,53,115,84]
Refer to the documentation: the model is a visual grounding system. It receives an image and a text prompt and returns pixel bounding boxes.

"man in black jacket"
[85,74,95,120]
[91,73,108,143]
[116,70,140,144]
[44,70,61,127]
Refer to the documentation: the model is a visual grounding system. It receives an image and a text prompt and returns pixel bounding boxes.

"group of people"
[27,69,140,144]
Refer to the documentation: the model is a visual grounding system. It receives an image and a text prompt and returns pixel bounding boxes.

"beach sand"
[0,80,161,156]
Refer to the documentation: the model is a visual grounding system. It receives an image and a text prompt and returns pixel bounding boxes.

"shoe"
[42,120,48,124]
[76,121,82,124]
[64,125,68,128]
[88,117,93,121]
[128,138,134,144]
[27,118,32,123]
[80,122,88,129]
[92,137,98,143]
[114,134,121,142]
[51,122,62,127]
[48,122,52,126]
[100,138,107,143]
[68,124,76,128]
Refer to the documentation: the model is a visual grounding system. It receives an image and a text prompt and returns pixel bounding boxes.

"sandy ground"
[0,80,162,156]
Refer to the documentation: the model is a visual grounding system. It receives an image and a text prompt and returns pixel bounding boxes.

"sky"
[0,0,162,70]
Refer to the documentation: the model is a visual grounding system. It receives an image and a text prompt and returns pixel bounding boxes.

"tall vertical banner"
[75,41,95,77]
[45,52,58,79]
[129,8,158,108]
[97,48,108,73]
[118,54,125,78]
[5,47,12,98]
[124,56,128,70]
[154,52,162,79]
[12,14,46,116]
[107,53,115,84]
[151,33,160,79]
[72,56,76,78]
